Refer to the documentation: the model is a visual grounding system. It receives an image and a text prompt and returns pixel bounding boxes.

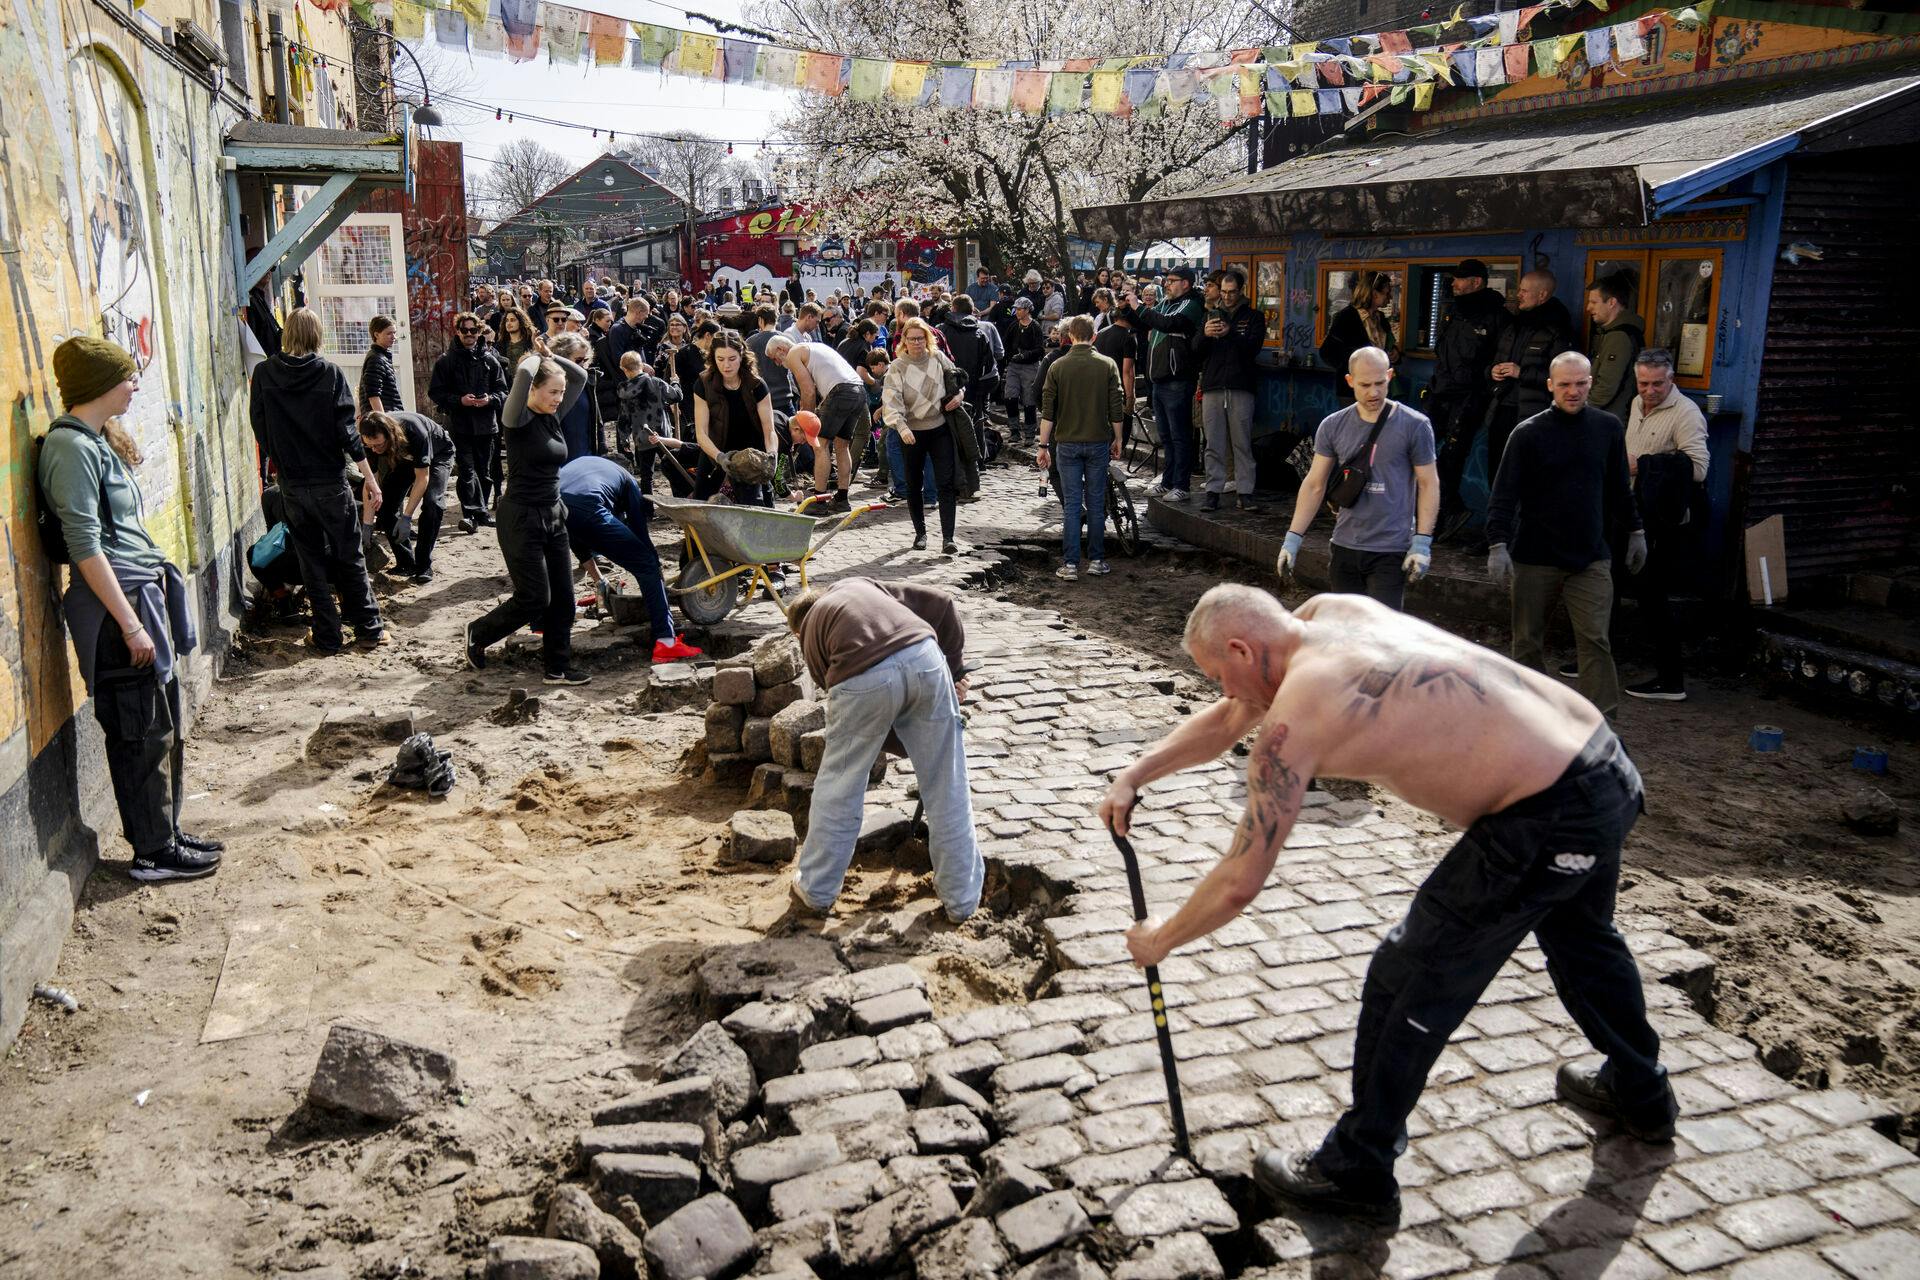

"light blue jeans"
[1057,440,1110,566]
[795,638,983,920]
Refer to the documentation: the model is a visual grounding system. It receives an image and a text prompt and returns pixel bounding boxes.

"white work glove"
[1403,534,1432,583]
[1487,542,1514,590]
[1625,529,1649,575]
[392,514,414,546]
[1276,531,1303,582]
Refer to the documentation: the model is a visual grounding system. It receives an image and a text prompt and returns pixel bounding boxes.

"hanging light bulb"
[495,107,503,120]
[727,143,734,154]
[592,128,599,138]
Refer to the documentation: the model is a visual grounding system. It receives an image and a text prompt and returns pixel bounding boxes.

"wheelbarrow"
[657,491,887,625]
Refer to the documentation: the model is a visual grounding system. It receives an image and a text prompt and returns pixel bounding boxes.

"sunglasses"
[457,325,479,334]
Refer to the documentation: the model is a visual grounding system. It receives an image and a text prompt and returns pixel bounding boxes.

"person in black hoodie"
[358,315,404,414]
[1484,271,1573,489]
[428,312,509,532]
[465,353,590,685]
[1191,267,1268,513]
[248,307,386,653]
[1426,260,1508,532]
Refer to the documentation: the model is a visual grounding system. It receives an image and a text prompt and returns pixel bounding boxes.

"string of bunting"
[337,0,1713,123]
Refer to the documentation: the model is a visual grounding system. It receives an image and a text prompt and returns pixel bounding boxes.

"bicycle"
[1041,450,1142,557]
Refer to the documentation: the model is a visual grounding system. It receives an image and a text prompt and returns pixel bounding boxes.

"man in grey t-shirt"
[1277,347,1439,610]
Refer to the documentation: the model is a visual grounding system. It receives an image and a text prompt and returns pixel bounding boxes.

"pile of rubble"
[483,935,1239,1280]
[687,634,889,867]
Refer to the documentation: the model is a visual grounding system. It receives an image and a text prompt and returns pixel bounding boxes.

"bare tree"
[475,138,573,222]
[621,133,764,214]
[750,0,1272,270]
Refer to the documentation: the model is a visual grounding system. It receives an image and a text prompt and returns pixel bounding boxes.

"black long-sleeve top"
[501,356,588,508]
[1486,405,1641,570]
[249,353,361,486]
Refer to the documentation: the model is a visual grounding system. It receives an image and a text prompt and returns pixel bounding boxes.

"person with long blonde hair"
[881,317,966,554]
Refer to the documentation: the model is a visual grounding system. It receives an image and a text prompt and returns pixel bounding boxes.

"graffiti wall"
[0,0,253,901]
[692,203,953,294]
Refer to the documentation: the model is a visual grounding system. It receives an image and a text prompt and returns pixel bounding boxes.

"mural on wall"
[367,139,469,397]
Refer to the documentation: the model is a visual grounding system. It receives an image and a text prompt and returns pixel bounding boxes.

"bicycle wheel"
[675,558,741,626]
[1108,474,1141,556]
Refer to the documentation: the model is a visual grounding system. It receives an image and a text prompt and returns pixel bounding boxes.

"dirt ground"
[991,540,1920,1145]
[3,503,1915,1278]
[0,513,1042,1279]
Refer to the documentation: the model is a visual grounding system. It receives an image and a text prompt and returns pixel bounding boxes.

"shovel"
[1108,818,1193,1160]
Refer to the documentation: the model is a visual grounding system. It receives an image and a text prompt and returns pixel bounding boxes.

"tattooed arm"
[1126,714,1317,968]
[1100,696,1266,836]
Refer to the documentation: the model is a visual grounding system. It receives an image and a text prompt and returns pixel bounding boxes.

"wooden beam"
[238,172,356,294]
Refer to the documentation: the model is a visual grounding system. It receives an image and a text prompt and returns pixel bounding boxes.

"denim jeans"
[1330,543,1407,611]
[1151,378,1196,493]
[563,494,675,642]
[1314,726,1668,1200]
[795,638,983,920]
[1057,440,1110,566]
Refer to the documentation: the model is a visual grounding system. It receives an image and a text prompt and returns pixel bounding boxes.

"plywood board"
[200,915,316,1043]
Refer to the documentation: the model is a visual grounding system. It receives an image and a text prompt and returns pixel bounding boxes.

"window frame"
[1252,254,1287,350]
[1402,257,1523,355]
[1315,260,1408,352]
[1582,247,1723,389]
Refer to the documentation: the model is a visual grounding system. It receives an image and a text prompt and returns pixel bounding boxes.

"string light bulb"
[496,107,503,120]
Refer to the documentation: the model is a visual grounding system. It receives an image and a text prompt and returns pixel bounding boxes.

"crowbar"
[1108,817,1192,1161]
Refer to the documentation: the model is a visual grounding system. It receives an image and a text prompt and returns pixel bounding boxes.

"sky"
[410,0,799,204]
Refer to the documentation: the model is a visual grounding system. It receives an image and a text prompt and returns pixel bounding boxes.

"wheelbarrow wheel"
[675,558,741,626]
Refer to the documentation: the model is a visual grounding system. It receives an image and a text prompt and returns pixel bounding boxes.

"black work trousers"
[452,428,495,518]
[92,625,183,859]
[1329,544,1407,612]
[472,498,573,672]
[374,461,451,575]
[283,480,382,651]
[903,424,960,542]
[1314,726,1671,1199]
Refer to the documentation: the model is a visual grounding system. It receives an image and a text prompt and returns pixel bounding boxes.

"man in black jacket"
[1121,266,1205,502]
[998,298,1048,442]
[428,311,509,531]
[1486,351,1646,717]
[358,315,404,415]
[1426,260,1506,533]
[1484,271,1573,491]
[1192,267,1268,513]
[609,295,660,369]
[588,307,624,426]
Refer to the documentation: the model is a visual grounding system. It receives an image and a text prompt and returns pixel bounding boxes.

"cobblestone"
[652,473,1920,1280]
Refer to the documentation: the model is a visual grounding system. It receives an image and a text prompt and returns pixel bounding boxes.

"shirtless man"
[1099,584,1675,1222]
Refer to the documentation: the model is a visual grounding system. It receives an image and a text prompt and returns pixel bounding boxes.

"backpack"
[35,421,115,564]
[944,322,996,386]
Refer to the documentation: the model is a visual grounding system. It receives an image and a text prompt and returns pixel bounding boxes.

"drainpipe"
[268,13,290,124]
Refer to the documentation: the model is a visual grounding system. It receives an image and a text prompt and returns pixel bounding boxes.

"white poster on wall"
[798,262,858,298]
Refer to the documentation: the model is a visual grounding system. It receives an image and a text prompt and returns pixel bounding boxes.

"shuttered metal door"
[1749,148,1919,578]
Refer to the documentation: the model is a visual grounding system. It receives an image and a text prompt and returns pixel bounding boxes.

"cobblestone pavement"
[650,464,1920,1280]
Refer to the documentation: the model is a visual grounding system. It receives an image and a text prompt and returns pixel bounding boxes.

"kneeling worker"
[360,410,454,583]
[557,455,703,664]
[1100,583,1675,1223]
[786,578,983,921]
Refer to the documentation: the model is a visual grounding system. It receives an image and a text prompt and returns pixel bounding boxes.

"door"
[309,212,415,409]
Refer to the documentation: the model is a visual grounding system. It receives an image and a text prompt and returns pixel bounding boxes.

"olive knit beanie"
[53,335,137,410]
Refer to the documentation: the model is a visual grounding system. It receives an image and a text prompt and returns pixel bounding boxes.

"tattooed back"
[1277,594,1606,827]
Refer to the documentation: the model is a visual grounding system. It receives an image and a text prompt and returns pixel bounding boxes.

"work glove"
[392,514,413,547]
[1403,533,1432,583]
[1276,531,1303,582]
[1487,542,1514,590]
[1625,529,1649,575]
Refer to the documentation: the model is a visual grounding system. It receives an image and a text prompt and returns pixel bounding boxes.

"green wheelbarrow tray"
[655,497,821,566]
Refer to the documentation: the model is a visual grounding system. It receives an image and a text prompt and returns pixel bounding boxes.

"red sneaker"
[652,637,704,663]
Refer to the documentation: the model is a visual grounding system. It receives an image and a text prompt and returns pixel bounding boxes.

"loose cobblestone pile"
[499,472,1920,1280]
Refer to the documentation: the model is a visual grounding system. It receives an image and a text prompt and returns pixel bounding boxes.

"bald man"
[1099,584,1674,1223]
[1278,346,1438,609]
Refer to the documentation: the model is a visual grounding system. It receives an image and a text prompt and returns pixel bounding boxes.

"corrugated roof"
[1073,60,1920,242]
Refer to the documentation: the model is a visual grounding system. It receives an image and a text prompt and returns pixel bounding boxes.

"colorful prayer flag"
[889,60,928,102]
[590,14,626,65]
[1475,46,1505,85]
[1380,30,1412,54]
[631,22,672,66]
[849,56,888,100]
[802,51,845,95]
[1090,69,1123,113]
[1504,42,1531,79]
[1048,71,1086,113]
[939,65,974,108]
[390,0,425,40]
[757,45,797,85]
[1123,66,1157,106]
[1414,81,1435,109]
[1585,27,1611,67]
[1315,88,1341,114]
[1611,19,1645,59]
[472,16,505,53]
[1010,68,1049,113]
[973,66,1013,110]
[1289,89,1316,116]
[433,9,466,49]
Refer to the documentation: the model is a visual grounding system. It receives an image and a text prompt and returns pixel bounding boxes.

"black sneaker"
[1236,493,1259,512]
[1200,492,1220,512]
[1557,660,1581,678]
[1556,1061,1678,1142]
[465,621,486,671]
[912,533,928,551]
[1625,679,1687,702]
[412,570,435,585]
[459,517,477,535]
[942,540,958,556]
[543,668,591,686]
[176,830,225,854]
[129,842,221,883]
[476,512,495,528]
[1253,1147,1400,1225]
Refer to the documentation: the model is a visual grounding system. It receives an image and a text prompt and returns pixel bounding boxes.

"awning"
[1073,60,1920,244]
[223,122,408,295]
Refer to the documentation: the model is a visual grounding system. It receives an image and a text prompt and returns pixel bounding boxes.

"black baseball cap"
[1166,266,1197,283]
[1453,258,1490,279]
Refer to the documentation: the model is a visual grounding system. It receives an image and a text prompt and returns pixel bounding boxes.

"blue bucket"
[1853,746,1889,774]
[1749,726,1785,752]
